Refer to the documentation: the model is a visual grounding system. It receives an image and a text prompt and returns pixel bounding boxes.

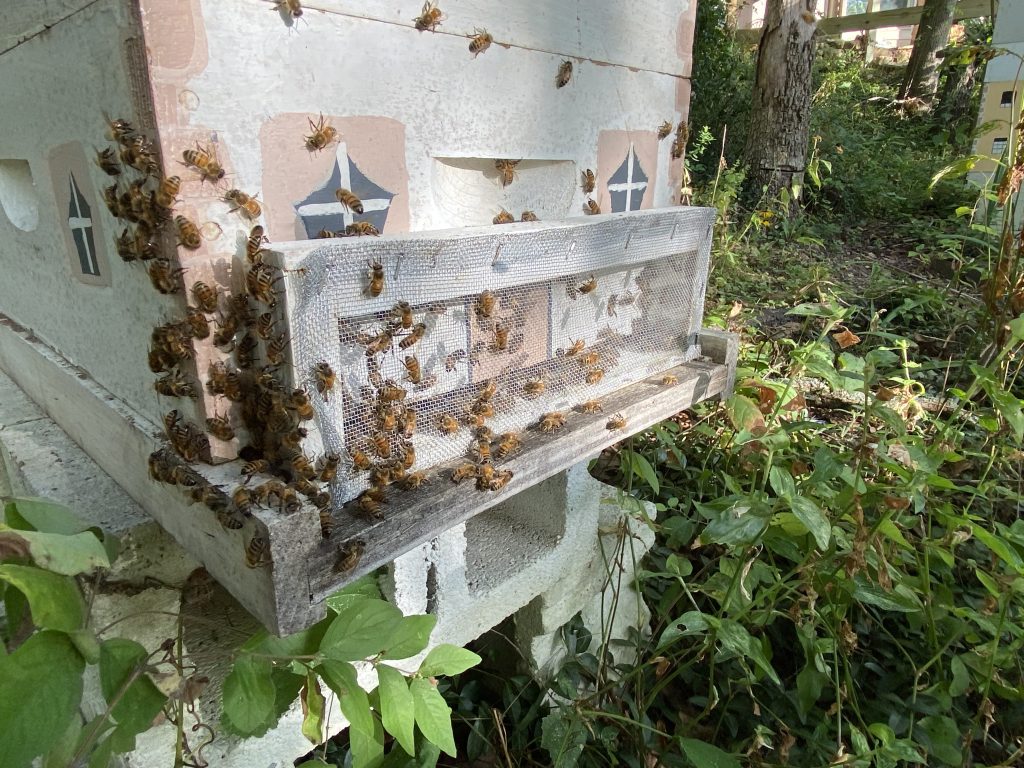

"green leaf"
[929,155,982,190]
[98,639,167,748]
[915,715,962,765]
[418,644,481,677]
[679,737,741,768]
[87,735,114,768]
[784,494,831,550]
[325,574,383,610]
[350,712,385,768]
[949,655,970,697]
[796,665,827,720]
[318,659,375,736]
[301,672,327,744]
[42,713,83,768]
[853,580,921,612]
[69,629,101,665]
[320,599,404,661]
[699,500,770,547]
[768,466,795,498]
[629,452,660,495]
[0,631,85,768]
[0,563,84,631]
[17,530,110,575]
[378,663,416,755]
[540,709,588,768]
[296,760,332,768]
[410,678,456,757]
[222,655,277,736]
[724,394,765,434]
[716,620,780,685]
[381,614,437,661]
[3,497,86,534]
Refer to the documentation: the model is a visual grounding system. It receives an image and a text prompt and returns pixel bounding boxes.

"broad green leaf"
[768,466,795,498]
[700,500,770,547]
[853,581,921,612]
[929,155,982,189]
[380,614,437,661]
[87,735,115,768]
[296,761,332,768]
[915,715,962,765]
[629,452,660,495]
[969,522,1024,572]
[540,709,588,768]
[0,631,85,768]
[378,663,416,755]
[877,518,912,550]
[716,620,780,685]
[949,655,970,697]
[222,655,277,736]
[349,712,385,768]
[42,713,83,768]
[796,665,827,721]
[0,563,84,631]
[17,530,109,575]
[3,497,86,534]
[300,672,327,744]
[725,394,765,434]
[410,678,456,757]
[69,629,101,665]
[318,660,375,736]
[785,494,831,550]
[325,574,383,611]
[658,610,710,650]
[679,737,741,768]
[243,617,330,658]
[868,722,895,747]
[417,644,481,677]
[98,639,167,748]
[320,599,404,661]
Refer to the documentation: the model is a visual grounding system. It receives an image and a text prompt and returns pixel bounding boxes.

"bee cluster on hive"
[281,209,711,546]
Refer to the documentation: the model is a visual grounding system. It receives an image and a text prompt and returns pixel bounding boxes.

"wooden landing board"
[306,352,732,604]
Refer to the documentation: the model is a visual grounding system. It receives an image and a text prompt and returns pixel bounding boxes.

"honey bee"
[475,425,495,442]
[225,189,262,220]
[488,469,514,491]
[246,225,269,263]
[229,486,253,516]
[154,372,197,398]
[437,413,459,434]
[120,136,158,175]
[305,113,337,152]
[182,143,225,183]
[658,120,674,140]
[469,28,493,55]
[520,210,539,222]
[286,388,314,420]
[492,323,509,351]
[364,328,394,356]
[581,168,596,193]
[445,350,466,371]
[495,431,522,459]
[523,378,545,398]
[495,159,519,188]
[580,351,600,367]
[273,0,303,17]
[367,260,385,297]
[266,333,289,366]
[175,215,202,250]
[102,184,120,217]
[478,379,498,401]
[371,433,392,459]
[147,449,176,483]
[556,59,573,88]
[579,275,597,294]
[493,208,515,225]
[334,188,364,214]
[281,426,308,450]
[451,462,477,484]
[392,301,413,329]
[400,408,417,439]
[565,338,585,356]
[349,447,373,471]
[114,228,136,262]
[578,399,603,414]
[369,465,393,487]
[155,175,181,208]
[103,114,135,144]
[244,535,270,568]
[380,380,407,402]
[356,491,384,520]
[398,441,416,469]
[232,331,256,369]
[241,460,271,481]
[346,221,380,236]
[313,362,336,396]
[291,453,317,481]
[606,414,627,430]
[94,147,121,176]
[247,263,280,307]
[660,373,680,386]
[414,0,443,30]
[206,414,236,441]
[476,290,497,319]
[470,439,491,462]
[148,258,185,294]
[185,306,211,339]
[586,368,604,385]
[317,229,336,239]
[334,540,365,574]
[672,122,689,160]
[584,198,601,215]
[377,405,398,433]
[403,355,422,384]
[318,453,341,482]
[319,508,335,538]
[399,323,426,350]
[133,225,159,261]
[470,400,495,418]
[254,311,276,341]
[539,412,566,432]
[399,471,429,490]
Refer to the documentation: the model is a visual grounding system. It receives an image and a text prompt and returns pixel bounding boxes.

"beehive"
[0,0,725,633]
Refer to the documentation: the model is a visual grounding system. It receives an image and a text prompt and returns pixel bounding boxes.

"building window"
[67,173,99,276]
[1001,91,1015,108]
[992,138,1009,156]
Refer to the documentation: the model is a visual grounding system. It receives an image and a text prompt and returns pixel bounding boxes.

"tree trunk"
[900,0,958,104]
[741,0,817,213]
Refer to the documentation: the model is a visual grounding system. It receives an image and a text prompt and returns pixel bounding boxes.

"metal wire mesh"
[284,208,715,507]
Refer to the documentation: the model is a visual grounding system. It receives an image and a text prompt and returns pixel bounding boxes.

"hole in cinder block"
[463,478,568,596]
[425,560,439,614]
[0,159,40,232]
[432,157,577,227]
